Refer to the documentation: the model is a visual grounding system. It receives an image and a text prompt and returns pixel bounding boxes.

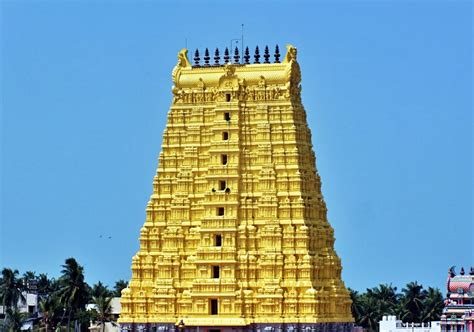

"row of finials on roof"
[449,266,474,277]
[193,45,281,67]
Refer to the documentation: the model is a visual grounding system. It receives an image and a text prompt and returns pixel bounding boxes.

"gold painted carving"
[119,44,354,327]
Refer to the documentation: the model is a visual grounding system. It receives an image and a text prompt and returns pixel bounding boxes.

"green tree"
[367,284,399,306]
[39,295,63,332]
[349,283,445,329]
[357,295,380,332]
[3,307,28,332]
[113,279,128,297]
[399,282,426,322]
[22,271,37,282]
[367,283,399,319]
[421,287,444,322]
[57,258,89,332]
[91,295,116,332]
[352,284,400,331]
[22,270,38,294]
[75,309,96,332]
[349,288,364,325]
[0,268,25,309]
[91,281,112,298]
[37,273,58,298]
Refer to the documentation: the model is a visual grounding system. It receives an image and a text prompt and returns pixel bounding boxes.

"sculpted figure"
[172,87,183,104]
[172,49,191,89]
[198,77,205,89]
[283,44,297,63]
[248,89,255,101]
[224,63,236,77]
[177,49,191,68]
[274,86,281,99]
[195,92,203,103]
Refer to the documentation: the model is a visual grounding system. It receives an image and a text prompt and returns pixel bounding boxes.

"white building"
[0,292,38,318]
[380,316,441,332]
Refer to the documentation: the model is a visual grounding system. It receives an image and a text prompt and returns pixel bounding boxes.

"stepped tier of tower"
[119,45,353,331]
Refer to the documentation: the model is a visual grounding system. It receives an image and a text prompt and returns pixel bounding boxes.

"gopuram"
[441,267,474,332]
[119,45,354,332]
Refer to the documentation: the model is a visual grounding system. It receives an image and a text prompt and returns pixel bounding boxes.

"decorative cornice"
[171,44,300,96]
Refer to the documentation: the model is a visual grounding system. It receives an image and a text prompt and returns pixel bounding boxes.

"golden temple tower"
[119,45,354,332]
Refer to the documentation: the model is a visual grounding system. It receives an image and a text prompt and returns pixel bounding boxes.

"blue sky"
[1,1,472,292]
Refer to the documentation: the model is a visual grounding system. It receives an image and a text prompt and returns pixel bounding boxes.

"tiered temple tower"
[119,45,354,332]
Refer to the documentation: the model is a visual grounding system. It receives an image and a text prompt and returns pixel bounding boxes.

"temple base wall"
[119,322,355,332]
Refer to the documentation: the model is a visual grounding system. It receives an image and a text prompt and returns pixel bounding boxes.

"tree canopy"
[350,283,444,331]
[0,260,445,332]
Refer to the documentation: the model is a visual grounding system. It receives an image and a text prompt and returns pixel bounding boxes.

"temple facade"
[441,267,474,332]
[119,44,354,332]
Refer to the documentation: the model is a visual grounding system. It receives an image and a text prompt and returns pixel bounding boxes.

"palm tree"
[22,271,37,282]
[3,307,28,332]
[113,280,128,297]
[91,281,112,298]
[399,281,426,322]
[21,271,38,294]
[421,287,444,322]
[357,295,380,331]
[348,283,444,329]
[37,273,56,298]
[352,284,398,330]
[57,258,89,332]
[0,268,25,309]
[348,288,364,324]
[39,295,63,332]
[367,283,399,320]
[367,284,399,305]
[91,295,116,332]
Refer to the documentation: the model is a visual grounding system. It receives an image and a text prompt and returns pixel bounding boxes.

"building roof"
[86,297,122,315]
[448,275,474,294]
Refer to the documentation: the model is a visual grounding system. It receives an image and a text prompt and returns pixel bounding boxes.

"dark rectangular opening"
[209,330,221,332]
[212,266,220,278]
[215,234,222,247]
[219,180,226,190]
[210,299,218,315]
[222,132,229,140]
[224,112,231,121]
[217,207,224,216]
[221,154,228,165]
[226,94,231,102]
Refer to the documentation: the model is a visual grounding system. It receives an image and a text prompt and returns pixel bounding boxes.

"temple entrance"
[208,329,221,332]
